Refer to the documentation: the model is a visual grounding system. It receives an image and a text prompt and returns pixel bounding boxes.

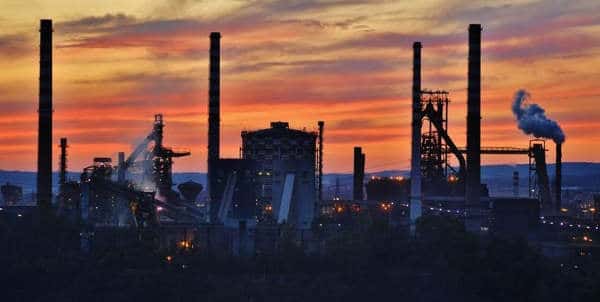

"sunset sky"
[0,0,599,173]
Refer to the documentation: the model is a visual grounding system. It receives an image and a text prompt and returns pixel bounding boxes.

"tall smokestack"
[37,19,53,208]
[318,121,324,201]
[410,42,423,223]
[207,32,221,219]
[59,138,67,186]
[555,143,562,211]
[466,24,482,206]
[117,151,125,183]
[532,143,552,207]
[353,147,365,201]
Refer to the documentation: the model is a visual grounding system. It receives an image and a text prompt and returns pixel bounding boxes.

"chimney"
[555,143,562,211]
[532,143,552,207]
[117,151,126,183]
[353,147,365,201]
[207,32,221,221]
[59,138,67,186]
[37,19,53,208]
[410,41,423,223]
[318,121,324,201]
[466,24,482,206]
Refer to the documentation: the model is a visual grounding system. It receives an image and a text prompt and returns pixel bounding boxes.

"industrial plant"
[1,19,598,262]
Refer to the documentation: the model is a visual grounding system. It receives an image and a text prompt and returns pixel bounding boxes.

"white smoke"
[512,89,565,144]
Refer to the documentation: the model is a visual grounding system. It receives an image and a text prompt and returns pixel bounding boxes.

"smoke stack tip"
[469,24,482,31]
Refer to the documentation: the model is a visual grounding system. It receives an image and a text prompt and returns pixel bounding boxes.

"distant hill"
[322,162,600,197]
[1,162,598,201]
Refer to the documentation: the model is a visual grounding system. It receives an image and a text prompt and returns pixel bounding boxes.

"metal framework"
[457,140,548,202]
[458,147,529,155]
[119,114,190,200]
[420,90,452,181]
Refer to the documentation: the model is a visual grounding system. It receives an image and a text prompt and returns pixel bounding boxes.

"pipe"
[37,19,53,208]
[555,143,562,211]
[410,42,422,222]
[208,32,221,222]
[466,24,482,206]
[318,121,324,201]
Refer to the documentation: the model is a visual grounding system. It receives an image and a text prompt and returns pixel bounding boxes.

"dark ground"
[1,212,599,302]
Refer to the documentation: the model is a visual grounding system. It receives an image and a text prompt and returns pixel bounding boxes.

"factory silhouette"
[3,15,600,301]
[4,19,597,262]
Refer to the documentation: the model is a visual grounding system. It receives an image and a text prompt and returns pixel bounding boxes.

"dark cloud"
[60,97,161,109]
[0,33,31,57]
[73,70,197,85]
[228,57,403,74]
[58,13,137,33]
[321,31,463,52]
[278,15,369,30]
[151,0,206,17]
[56,16,213,52]
[437,1,600,42]
[333,119,378,129]
[258,0,371,14]
[54,4,370,55]
[487,33,600,61]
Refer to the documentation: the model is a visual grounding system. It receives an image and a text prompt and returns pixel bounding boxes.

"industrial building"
[208,121,321,229]
[210,158,258,224]
[241,121,319,229]
[366,176,409,202]
[204,32,323,229]
[407,24,565,235]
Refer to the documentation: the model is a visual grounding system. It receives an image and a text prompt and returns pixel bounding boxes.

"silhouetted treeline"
[1,212,599,302]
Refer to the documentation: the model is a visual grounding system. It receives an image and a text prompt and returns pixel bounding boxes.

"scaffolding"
[419,90,455,182]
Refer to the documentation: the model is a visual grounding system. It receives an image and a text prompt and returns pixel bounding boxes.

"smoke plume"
[512,89,565,143]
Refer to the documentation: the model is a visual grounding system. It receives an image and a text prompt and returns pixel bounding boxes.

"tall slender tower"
[59,138,67,186]
[410,42,423,224]
[353,147,365,201]
[207,32,221,221]
[555,143,562,211]
[317,121,324,201]
[37,19,53,208]
[466,24,482,206]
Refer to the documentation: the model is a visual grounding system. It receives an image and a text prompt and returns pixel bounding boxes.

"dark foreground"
[1,214,599,302]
